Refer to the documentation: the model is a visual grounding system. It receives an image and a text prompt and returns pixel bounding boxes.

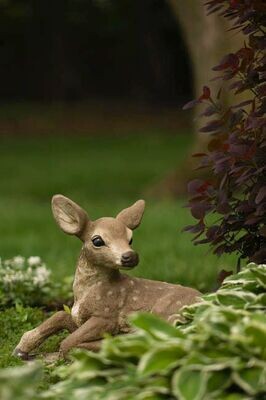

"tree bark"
[148,0,246,197]
[167,0,245,114]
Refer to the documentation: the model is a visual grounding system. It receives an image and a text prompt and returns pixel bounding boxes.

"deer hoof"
[13,348,29,360]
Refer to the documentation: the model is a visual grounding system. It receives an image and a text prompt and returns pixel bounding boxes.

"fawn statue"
[14,195,201,359]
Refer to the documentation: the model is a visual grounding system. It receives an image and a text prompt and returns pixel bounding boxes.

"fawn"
[14,195,201,359]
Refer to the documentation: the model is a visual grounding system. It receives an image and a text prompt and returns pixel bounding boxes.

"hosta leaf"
[242,281,259,292]
[136,394,167,400]
[130,313,185,340]
[225,268,254,279]
[244,321,266,350]
[181,302,209,322]
[249,293,266,309]
[206,369,231,396]
[0,363,43,400]
[172,368,208,400]
[250,265,266,288]
[102,334,149,359]
[219,307,246,321]
[138,343,186,376]
[233,366,266,395]
[222,278,257,292]
[217,395,251,400]
[216,291,256,308]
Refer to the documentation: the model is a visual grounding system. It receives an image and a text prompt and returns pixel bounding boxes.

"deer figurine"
[14,195,201,360]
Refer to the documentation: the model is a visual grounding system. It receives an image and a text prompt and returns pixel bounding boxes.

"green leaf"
[63,304,71,314]
[102,333,149,359]
[217,394,251,400]
[216,291,256,308]
[251,293,266,308]
[172,368,208,400]
[233,366,266,395]
[130,313,185,340]
[138,343,186,376]
[250,264,266,286]
[0,363,43,399]
[206,370,231,396]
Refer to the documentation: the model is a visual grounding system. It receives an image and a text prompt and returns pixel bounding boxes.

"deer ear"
[51,195,89,239]
[116,200,145,230]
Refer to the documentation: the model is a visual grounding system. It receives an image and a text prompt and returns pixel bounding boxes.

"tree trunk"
[148,0,246,198]
[167,0,245,121]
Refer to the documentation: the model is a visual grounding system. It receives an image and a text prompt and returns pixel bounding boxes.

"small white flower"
[32,266,50,286]
[13,256,25,267]
[28,256,42,267]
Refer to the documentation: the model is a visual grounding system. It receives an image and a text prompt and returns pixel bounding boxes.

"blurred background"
[0,0,238,291]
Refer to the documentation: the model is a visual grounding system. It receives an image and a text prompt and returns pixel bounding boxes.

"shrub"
[184,0,266,267]
[0,256,72,308]
[0,256,51,308]
[1,262,265,400]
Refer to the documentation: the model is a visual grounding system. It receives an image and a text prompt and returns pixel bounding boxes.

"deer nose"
[121,251,139,268]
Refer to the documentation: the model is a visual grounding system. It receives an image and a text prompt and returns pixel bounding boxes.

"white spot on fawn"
[71,304,79,319]
[133,296,138,301]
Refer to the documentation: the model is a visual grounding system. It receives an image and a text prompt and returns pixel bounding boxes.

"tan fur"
[14,195,201,359]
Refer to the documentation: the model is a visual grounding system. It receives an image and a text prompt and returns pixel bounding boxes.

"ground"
[0,131,235,371]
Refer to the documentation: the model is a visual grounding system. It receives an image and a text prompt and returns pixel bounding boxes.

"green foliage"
[0,256,51,308]
[0,256,72,308]
[0,363,43,400]
[1,263,265,399]
[0,306,45,369]
[0,306,67,370]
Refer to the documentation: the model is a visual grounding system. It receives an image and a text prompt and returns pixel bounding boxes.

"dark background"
[0,0,192,105]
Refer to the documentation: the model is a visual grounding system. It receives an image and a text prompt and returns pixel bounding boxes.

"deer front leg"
[59,316,116,357]
[77,339,103,352]
[13,311,77,360]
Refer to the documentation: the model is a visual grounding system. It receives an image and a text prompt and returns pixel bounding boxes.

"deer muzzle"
[121,251,139,268]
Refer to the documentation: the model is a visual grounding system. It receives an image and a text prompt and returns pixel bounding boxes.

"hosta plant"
[184,0,266,267]
[44,263,266,400]
[1,262,264,400]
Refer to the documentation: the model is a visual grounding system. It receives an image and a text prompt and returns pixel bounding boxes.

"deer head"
[51,195,145,270]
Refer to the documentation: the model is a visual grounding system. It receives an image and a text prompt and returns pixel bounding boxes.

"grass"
[0,131,236,373]
[0,133,235,292]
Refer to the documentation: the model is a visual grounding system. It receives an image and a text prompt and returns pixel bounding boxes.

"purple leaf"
[255,186,266,204]
[199,119,223,133]
[191,202,212,220]
[183,99,200,110]
[187,179,204,195]
[212,53,239,71]
[231,100,253,109]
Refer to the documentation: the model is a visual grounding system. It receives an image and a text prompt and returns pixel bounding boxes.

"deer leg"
[76,339,103,352]
[59,316,115,357]
[14,311,77,359]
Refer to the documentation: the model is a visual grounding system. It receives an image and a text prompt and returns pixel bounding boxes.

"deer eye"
[129,237,133,245]
[92,236,105,247]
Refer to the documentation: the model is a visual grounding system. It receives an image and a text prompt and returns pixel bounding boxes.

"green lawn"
[0,133,235,293]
